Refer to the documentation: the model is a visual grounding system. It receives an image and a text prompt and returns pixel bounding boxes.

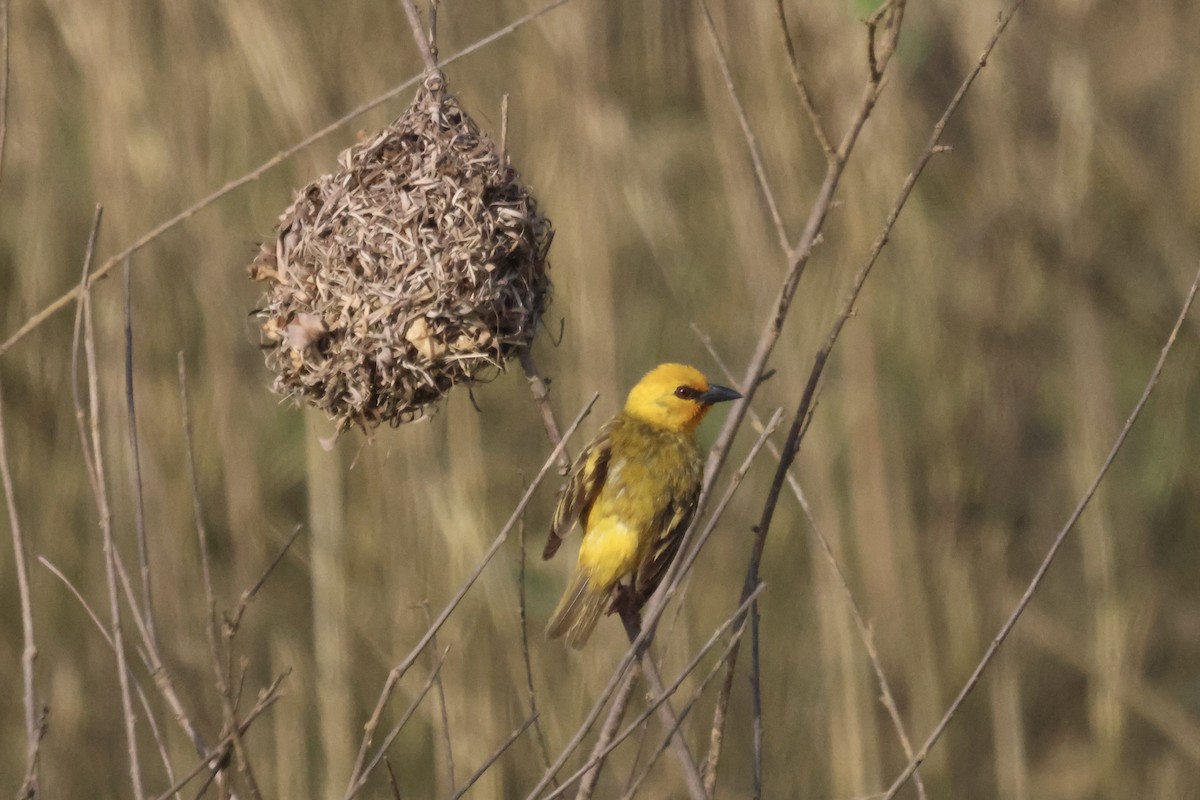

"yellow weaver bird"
[543,363,741,648]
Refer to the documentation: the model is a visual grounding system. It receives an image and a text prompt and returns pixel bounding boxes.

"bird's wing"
[542,420,614,560]
[633,480,700,601]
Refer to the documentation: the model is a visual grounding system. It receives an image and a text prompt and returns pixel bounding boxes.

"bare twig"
[543,585,766,800]
[702,1,1020,792]
[772,0,834,162]
[150,670,290,800]
[882,265,1200,797]
[179,354,262,800]
[70,207,145,800]
[123,257,157,647]
[620,612,706,800]
[622,616,752,800]
[399,0,439,74]
[636,0,908,680]
[226,525,303,635]
[695,328,927,798]
[1,383,41,796]
[0,0,576,358]
[39,556,181,797]
[520,349,572,474]
[384,759,403,800]
[419,601,456,792]
[346,396,597,794]
[517,513,558,782]
[576,662,643,800]
[346,648,450,799]
[448,713,540,800]
[499,94,510,165]
[696,0,790,255]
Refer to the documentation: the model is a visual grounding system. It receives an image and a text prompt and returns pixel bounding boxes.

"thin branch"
[543,585,766,800]
[346,396,597,794]
[150,670,290,800]
[39,556,181,798]
[70,207,145,800]
[882,265,1200,797]
[398,0,439,74]
[695,327,927,798]
[637,0,908,676]
[520,349,571,474]
[345,648,450,799]
[772,0,835,162]
[576,662,643,800]
[0,383,41,796]
[622,616,751,800]
[384,759,403,800]
[0,0,577,358]
[620,612,706,800]
[419,601,456,792]
[517,512,558,783]
[448,713,539,800]
[226,525,303,635]
[702,2,1021,792]
[123,257,157,647]
[696,0,790,256]
[179,354,262,800]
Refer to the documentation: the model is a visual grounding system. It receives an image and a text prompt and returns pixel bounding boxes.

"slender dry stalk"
[384,759,402,800]
[419,601,456,792]
[882,264,1200,797]
[632,4,909,698]
[226,525,303,635]
[576,662,643,800]
[398,0,439,73]
[542,585,766,800]
[0,0,577,358]
[619,612,706,800]
[178,354,263,800]
[771,0,834,162]
[0,384,40,796]
[529,414,781,799]
[622,617,752,800]
[447,713,539,800]
[520,349,572,474]
[69,207,145,800]
[696,0,790,255]
[123,258,157,647]
[38,556,180,797]
[150,670,290,800]
[345,648,450,799]
[702,1,1020,792]
[695,328,926,799]
[516,513,558,782]
[345,395,596,793]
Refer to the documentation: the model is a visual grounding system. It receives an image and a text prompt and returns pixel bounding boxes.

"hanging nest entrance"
[250,72,553,432]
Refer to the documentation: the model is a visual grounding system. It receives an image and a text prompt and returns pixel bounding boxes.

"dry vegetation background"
[1,0,1199,798]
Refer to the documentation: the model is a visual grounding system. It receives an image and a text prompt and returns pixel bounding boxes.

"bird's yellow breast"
[575,414,703,588]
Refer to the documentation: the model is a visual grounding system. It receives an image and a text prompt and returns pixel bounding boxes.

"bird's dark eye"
[675,385,700,400]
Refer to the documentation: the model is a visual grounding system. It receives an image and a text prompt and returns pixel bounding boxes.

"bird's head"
[623,363,742,433]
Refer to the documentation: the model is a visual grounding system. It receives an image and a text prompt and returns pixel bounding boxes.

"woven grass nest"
[250,73,553,431]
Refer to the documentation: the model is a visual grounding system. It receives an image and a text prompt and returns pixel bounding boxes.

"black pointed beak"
[697,384,742,405]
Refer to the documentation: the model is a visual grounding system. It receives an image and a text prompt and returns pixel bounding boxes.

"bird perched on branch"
[544,363,741,648]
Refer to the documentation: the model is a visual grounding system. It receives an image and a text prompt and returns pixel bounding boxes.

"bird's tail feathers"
[545,570,607,648]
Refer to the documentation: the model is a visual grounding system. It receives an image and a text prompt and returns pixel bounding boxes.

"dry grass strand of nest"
[251,73,553,431]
